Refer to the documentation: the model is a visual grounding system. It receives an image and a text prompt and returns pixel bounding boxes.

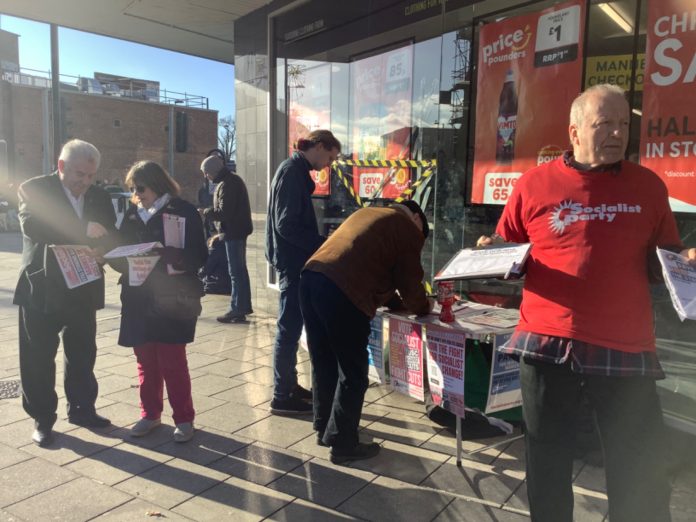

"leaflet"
[163,213,185,275]
[103,241,162,259]
[49,244,102,289]
[104,242,162,287]
[434,243,532,281]
[656,248,696,321]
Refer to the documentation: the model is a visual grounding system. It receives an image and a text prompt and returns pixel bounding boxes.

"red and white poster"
[640,0,696,213]
[425,325,466,418]
[388,317,424,401]
[471,0,585,205]
[288,61,332,196]
[351,45,413,200]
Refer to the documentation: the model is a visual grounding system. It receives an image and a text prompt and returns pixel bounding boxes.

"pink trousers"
[133,342,195,424]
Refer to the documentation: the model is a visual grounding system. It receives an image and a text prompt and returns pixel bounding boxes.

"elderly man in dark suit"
[14,139,117,447]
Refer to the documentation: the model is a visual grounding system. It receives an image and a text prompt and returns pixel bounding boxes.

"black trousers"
[299,271,371,449]
[19,304,99,428]
[520,358,671,522]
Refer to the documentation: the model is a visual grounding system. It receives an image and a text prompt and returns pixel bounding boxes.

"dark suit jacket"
[13,173,117,313]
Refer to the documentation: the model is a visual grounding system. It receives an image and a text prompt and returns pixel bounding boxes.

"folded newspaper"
[434,243,532,281]
[656,248,696,321]
[104,242,162,287]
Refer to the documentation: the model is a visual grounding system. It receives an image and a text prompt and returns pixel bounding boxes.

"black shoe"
[293,384,313,401]
[316,431,328,447]
[330,442,381,465]
[269,395,313,415]
[230,315,249,323]
[32,426,54,447]
[68,412,111,428]
[217,312,243,323]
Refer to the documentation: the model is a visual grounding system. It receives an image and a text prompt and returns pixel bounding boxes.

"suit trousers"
[520,358,672,522]
[299,270,371,449]
[19,304,99,428]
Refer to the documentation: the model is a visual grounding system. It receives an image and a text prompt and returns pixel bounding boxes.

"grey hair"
[58,139,101,169]
[569,84,627,127]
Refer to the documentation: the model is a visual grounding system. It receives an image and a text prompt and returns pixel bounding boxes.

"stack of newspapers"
[656,248,696,321]
[434,243,532,282]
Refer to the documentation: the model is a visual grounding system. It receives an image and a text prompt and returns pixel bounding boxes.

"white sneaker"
[173,422,194,443]
[131,417,161,437]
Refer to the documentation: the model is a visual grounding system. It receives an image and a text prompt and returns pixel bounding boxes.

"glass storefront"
[269,0,696,427]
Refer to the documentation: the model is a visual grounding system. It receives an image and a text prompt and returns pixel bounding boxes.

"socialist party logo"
[548,200,642,234]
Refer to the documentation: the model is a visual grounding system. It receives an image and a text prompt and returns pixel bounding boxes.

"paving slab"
[4,477,132,522]
[208,442,309,486]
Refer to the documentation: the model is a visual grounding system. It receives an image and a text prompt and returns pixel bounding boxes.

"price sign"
[534,4,581,67]
[483,172,522,204]
[385,49,411,83]
[358,172,385,198]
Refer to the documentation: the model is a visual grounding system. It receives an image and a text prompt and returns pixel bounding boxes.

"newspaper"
[656,248,696,321]
[434,243,532,281]
[104,242,162,287]
[163,213,186,275]
[49,245,102,289]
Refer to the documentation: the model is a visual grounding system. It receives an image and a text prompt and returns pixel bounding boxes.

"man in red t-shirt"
[479,84,696,522]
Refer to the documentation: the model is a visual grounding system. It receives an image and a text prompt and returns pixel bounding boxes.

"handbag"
[147,272,204,319]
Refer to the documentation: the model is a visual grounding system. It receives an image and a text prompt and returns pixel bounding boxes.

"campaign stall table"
[370,301,522,466]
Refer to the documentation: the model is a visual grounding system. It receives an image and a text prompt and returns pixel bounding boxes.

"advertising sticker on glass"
[471,0,585,205]
[351,46,414,201]
[288,61,332,196]
[640,0,696,213]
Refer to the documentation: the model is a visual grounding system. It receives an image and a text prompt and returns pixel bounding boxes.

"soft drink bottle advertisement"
[471,0,585,205]
[640,0,696,213]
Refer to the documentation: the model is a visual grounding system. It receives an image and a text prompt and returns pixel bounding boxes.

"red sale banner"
[288,62,331,196]
[471,0,585,205]
[640,0,696,213]
[351,45,413,200]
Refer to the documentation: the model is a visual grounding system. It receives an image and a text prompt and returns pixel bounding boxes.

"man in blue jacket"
[265,129,341,414]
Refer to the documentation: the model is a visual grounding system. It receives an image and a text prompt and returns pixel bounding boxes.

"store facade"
[233,0,696,430]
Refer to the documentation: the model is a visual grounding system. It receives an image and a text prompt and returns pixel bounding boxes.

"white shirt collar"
[61,184,85,219]
[137,193,171,224]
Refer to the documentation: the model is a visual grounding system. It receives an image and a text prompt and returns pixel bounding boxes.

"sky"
[0,14,235,119]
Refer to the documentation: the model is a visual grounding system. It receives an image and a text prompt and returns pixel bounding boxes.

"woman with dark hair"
[112,160,207,442]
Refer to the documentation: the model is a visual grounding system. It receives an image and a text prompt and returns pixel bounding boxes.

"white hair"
[59,139,101,169]
[569,84,627,127]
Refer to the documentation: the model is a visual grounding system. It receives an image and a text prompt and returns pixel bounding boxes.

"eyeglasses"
[130,185,147,194]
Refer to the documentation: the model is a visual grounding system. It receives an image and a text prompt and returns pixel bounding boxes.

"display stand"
[380,304,520,467]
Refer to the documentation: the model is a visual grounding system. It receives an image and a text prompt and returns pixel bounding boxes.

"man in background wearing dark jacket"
[265,130,341,415]
[200,155,253,323]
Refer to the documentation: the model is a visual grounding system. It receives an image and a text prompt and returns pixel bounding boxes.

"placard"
[485,334,523,414]
[471,0,585,205]
[640,0,696,213]
[367,315,387,384]
[425,325,466,418]
[388,317,424,400]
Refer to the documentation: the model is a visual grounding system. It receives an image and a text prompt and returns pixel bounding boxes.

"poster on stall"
[640,0,696,213]
[425,325,466,418]
[388,317,424,401]
[367,315,387,384]
[351,45,413,200]
[471,0,585,205]
[485,334,523,414]
[288,61,332,196]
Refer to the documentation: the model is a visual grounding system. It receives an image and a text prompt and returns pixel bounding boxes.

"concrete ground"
[0,231,694,521]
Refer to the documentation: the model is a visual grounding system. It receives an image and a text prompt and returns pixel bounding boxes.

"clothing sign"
[367,315,387,384]
[640,0,696,213]
[486,334,522,414]
[471,0,585,204]
[388,317,424,401]
[425,325,466,418]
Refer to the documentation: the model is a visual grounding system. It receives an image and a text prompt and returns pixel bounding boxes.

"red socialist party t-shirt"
[496,157,682,353]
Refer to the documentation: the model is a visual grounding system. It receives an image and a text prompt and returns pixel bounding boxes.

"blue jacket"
[265,152,324,280]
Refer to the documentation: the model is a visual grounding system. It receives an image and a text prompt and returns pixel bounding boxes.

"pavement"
[0,230,694,521]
